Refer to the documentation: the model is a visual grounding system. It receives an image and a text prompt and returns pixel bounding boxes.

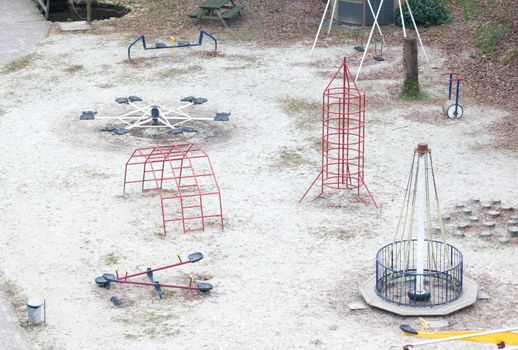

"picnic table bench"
[189,0,244,27]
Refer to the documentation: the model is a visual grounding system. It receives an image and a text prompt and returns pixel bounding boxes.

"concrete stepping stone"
[456,222,470,230]
[501,205,514,211]
[455,203,465,209]
[479,231,492,238]
[509,226,518,237]
[487,210,500,218]
[462,208,472,215]
[492,200,501,205]
[442,213,451,221]
[427,319,450,329]
[469,216,479,222]
[498,236,510,244]
[511,215,518,220]
[482,221,496,228]
[477,290,490,300]
[58,21,92,31]
[470,199,480,204]
[481,203,492,209]
[345,298,368,310]
[507,220,517,226]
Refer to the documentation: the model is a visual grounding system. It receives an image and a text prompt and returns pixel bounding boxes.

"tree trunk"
[401,37,420,98]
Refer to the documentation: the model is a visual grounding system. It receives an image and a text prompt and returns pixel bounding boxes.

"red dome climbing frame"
[301,57,377,207]
[123,144,224,235]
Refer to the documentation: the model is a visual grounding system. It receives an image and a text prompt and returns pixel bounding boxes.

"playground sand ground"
[0,32,517,350]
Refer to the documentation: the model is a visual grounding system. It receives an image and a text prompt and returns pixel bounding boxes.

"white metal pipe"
[415,153,426,292]
[310,0,331,56]
[398,0,407,37]
[95,116,145,120]
[366,0,385,43]
[175,102,195,110]
[404,326,518,348]
[354,0,385,82]
[404,0,431,68]
[326,0,338,36]
[128,101,153,115]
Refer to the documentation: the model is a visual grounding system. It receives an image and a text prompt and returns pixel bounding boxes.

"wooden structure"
[33,0,51,19]
[189,0,244,27]
[335,0,395,26]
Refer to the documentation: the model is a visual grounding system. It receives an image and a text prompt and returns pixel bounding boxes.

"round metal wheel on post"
[442,72,464,119]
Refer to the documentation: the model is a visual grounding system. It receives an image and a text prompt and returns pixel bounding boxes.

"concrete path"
[0,1,47,349]
[0,290,32,350]
[0,0,49,67]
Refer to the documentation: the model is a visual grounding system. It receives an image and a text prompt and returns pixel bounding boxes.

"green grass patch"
[499,47,518,64]
[474,20,511,53]
[64,64,84,73]
[459,0,480,20]
[278,97,320,131]
[159,64,202,78]
[400,79,427,100]
[102,252,121,266]
[1,53,37,74]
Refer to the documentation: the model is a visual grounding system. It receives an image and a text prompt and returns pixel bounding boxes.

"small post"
[86,0,92,24]
[401,37,420,98]
[454,80,461,115]
[448,73,453,100]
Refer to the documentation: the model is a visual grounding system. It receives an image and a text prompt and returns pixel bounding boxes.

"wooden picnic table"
[189,0,244,27]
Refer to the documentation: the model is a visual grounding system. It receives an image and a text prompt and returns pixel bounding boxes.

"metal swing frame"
[354,0,433,82]
[311,0,385,56]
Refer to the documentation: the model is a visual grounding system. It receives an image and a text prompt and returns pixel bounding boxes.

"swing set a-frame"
[310,0,433,82]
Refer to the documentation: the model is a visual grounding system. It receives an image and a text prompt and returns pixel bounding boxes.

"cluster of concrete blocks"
[441,199,517,243]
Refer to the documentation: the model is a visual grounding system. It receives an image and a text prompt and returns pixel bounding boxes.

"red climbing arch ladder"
[123,144,224,235]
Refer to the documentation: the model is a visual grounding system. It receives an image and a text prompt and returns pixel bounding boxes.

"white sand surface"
[0,32,516,350]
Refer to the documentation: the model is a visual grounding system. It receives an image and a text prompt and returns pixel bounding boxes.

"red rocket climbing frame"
[300,57,377,207]
[123,144,224,235]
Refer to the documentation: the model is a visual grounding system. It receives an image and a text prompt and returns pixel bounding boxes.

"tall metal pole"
[310,0,331,56]
[326,0,338,36]
[415,145,427,293]
[354,0,384,82]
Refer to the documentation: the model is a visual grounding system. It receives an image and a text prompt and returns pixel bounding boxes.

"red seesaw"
[95,252,213,299]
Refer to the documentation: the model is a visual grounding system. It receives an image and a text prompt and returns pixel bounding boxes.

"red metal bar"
[113,280,204,290]
[123,143,224,235]
[117,259,191,280]
[301,56,377,207]
[441,71,462,76]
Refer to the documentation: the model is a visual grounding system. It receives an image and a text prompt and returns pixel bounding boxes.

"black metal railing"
[375,239,463,307]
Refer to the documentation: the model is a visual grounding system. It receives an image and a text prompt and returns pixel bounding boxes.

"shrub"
[395,0,449,28]
[459,0,480,20]
[474,20,511,53]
